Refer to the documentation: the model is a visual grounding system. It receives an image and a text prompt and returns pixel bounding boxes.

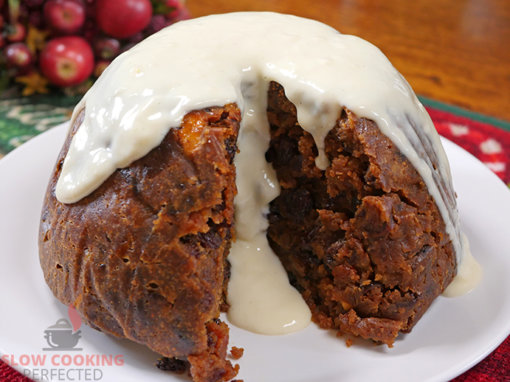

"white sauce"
[228,235,311,334]
[443,234,482,297]
[229,80,311,333]
[54,12,478,334]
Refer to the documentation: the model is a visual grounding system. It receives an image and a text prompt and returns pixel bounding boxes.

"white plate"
[0,123,509,382]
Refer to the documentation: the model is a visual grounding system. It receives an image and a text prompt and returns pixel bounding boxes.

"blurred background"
[189,0,510,122]
[0,0,190,97]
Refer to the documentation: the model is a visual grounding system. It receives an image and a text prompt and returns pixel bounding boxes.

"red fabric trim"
[427,107,510,185]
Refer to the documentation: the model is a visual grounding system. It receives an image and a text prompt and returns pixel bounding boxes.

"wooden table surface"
[188,0,510,122]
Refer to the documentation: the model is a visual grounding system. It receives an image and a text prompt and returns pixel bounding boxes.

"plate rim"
[0,123,509,382]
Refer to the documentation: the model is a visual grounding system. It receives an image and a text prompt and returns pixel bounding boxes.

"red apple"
[6,22,26,42]
[96,0,152,39]
[5,43,32,68]
[39,36,94,86]
[44,0,86,34]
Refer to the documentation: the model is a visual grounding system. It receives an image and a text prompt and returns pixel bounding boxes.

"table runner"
[0,95,509,381]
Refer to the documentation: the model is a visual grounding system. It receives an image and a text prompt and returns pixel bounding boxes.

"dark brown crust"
[266,82,456,345]
[39,104,241,380]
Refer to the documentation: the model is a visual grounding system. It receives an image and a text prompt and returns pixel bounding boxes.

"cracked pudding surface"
[266,82,456,345]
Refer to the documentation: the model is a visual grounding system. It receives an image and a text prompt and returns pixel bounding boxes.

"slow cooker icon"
[43,318,82,351]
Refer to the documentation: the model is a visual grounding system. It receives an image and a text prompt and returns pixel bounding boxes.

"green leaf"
[8,0,20,22]
[151,0,174,15]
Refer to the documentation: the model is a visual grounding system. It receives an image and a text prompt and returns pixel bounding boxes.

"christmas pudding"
[39,12,471,382]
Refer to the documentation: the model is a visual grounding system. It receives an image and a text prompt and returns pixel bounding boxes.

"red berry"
[96,0,152,39]
[93,60,110,77]
[5,42,33,68]
[128,32,144,44]
[84,1,96,18]
[93,38,120,60]
[39,36,94,86]
[0,15,4,30]
[147,14,168,34]
[25,0,45,8]
[44,0,86,34]
[165,0,182,18]
[165,0,189,21]
[6,23,27,42]
[120,42,137,54]
[82,19,98,41]
[28,12,44,28]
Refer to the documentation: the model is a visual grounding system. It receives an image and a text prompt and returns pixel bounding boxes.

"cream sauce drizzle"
[228,79,311,333]
[443,234,482,297]
[228,235,311,334]
[54,12,477,334]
